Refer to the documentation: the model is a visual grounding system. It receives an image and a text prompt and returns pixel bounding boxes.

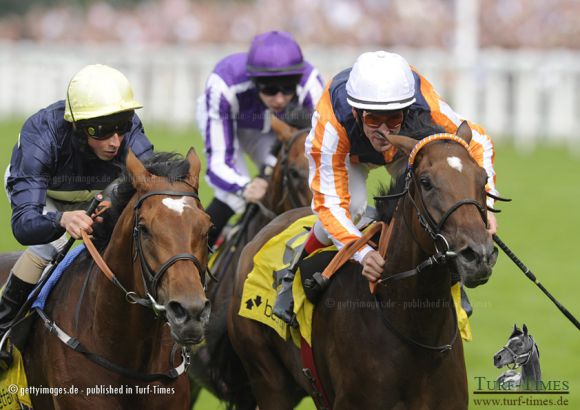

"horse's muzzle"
[456,242,498,288]
[165,298,211,345]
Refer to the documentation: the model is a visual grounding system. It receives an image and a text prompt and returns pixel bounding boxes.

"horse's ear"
[456,121,472,145]
[126,149,152,190]
[523,324,528,335]
[385,134,417,157]
[185,147,201,190]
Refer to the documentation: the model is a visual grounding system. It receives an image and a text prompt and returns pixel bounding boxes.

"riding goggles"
[256,83,297,96]
[363,110,404,129]
[79,112,134,140]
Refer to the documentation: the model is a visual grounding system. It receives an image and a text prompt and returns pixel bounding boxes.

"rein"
[277,128,310,210]
[132,191,207,302]
[36,189,210,381]
[370,133,489,352]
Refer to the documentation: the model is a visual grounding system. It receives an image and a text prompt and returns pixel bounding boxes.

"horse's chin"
[455,246,497,288]
[168,322,207,346]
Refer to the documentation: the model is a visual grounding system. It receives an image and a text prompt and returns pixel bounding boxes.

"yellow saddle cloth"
[0,342,33,409]
[238,215,472,348]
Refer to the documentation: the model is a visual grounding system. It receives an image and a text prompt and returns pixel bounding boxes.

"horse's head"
[269,129,312,213]
[386,122,497,288]
[121,148,212,345]
[494,324,537,369]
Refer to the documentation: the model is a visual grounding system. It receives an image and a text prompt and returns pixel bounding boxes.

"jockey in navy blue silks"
[0,64,153,364]
[196,30,324,246]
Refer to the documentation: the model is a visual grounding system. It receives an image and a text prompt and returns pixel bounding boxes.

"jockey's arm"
[306,98,373,264]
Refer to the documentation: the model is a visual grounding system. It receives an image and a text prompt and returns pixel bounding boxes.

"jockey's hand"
[487,211,498,235]
[361,250,385,283]
[59,210,94,239]
[243,177,268,203]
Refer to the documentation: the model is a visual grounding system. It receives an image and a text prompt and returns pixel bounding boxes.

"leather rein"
[324,134,489,352]
[37,189,209,381]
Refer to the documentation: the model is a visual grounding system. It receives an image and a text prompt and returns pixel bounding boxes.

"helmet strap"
[353,108,365,137]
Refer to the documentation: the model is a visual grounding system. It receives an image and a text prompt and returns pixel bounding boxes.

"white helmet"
[64,64,142,122]
[346,51,416,111]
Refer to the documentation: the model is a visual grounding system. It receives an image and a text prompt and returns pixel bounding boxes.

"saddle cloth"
[0,243,87,409]
[0,344,32,409]
[238,215,472,348]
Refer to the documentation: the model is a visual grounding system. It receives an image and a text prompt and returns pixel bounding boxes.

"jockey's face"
[355,108,403,153]
[255,78,297,113]
[87,132,124,161]
[258,89,295,113]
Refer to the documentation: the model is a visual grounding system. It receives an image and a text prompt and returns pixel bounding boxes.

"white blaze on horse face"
[447,156,463,172]
[162,197,193,215]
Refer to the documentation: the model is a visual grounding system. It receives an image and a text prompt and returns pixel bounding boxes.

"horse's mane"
[92,151,192,248]
[374,111,445,223]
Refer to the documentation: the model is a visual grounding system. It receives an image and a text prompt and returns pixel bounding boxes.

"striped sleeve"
[305,86,373,262]
[415,71,498,208]
[298,68,325,112]
[203,73,251,193]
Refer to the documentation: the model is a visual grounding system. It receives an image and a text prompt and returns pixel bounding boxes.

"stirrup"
[273,309,298,328]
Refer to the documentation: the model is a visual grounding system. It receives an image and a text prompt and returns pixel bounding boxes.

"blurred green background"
[1,119,578,409]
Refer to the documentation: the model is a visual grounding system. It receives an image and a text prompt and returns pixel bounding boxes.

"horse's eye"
[419,176,433,191]
[138,223,151,237]
[289,168,301,180]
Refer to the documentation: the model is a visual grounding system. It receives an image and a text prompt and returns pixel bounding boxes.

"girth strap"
[35,308,189,381]
[300,337,331,410]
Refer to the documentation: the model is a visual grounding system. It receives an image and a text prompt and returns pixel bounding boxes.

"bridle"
[34,188,210,381]
[496,335,537,370]
[405,134,488,248]
[373,133,489,352]
[376,133,488,270]
[132,190,208,306]
[276,129,309,210]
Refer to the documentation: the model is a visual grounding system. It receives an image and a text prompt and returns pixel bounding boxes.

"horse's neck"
[377,205,453,333]
[385,206,451,298]
[522,346,542,384]
[262,180,283,215]
[85,214,162,364]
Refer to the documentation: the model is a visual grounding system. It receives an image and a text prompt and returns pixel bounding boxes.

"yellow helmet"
[64,64,142,122]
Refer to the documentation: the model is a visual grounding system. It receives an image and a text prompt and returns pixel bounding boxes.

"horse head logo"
[493,324,542,390]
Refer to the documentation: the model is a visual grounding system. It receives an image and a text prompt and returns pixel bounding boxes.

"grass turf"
[0,119,577,409]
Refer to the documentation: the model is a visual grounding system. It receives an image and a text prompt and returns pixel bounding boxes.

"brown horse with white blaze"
[15,149,212,409]
[228,123,497,409]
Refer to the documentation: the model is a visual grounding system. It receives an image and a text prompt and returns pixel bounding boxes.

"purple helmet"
[246,31,305,78]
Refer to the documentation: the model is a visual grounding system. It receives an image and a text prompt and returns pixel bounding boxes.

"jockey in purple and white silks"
[196,31,324,246]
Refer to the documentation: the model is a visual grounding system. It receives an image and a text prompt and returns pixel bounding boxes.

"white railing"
[0,42,579,147]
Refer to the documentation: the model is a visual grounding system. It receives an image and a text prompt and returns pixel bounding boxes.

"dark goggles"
[79,112,134,140]
[362,110,404,129]
[256,83,297,96]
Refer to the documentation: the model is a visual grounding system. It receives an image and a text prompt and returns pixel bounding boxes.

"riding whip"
[2,194,103,331]
[493,234,580,331]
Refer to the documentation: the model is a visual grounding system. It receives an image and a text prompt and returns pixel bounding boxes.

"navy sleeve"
[8,113,65,245]
[124,114,154,160]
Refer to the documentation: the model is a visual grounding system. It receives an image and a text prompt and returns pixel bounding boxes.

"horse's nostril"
[461,247,478,264]
[167,301,188,321]
[199,300,211,322]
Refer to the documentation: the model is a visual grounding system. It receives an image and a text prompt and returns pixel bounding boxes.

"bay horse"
[12,149,211,409]
[228,123,498,409]
[494,324,541,390]
[188,129,312,408]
